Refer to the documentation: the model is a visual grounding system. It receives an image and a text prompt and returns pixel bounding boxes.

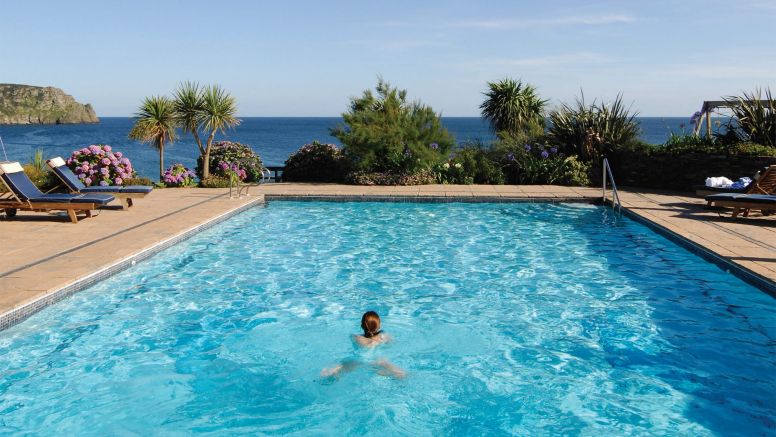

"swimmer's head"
[361,311,381,338]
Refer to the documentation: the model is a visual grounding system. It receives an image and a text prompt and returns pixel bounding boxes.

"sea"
[0,117,691,179]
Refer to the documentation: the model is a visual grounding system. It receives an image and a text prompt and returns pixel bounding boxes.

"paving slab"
[1,188,262,321]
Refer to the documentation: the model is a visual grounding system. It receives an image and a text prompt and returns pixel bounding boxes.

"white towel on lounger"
[705,176,734,188]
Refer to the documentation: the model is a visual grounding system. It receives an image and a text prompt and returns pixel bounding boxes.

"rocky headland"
[0,84,99,124]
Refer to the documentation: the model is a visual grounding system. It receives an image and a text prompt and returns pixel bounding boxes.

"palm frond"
[201,84,241,134]
[480,78,547,137]
[128,95,177,150]
[173,81,204,134]
[547,92,640,160]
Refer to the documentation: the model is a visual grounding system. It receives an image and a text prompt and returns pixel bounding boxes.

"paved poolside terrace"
[1,184,774,330]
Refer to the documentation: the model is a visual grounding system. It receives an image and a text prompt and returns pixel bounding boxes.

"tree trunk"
[159,139,165,182]
[193,129,204,155]
[203,130,217,179]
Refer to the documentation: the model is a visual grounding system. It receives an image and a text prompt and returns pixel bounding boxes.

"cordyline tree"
[331,78,454,173]
[480,78,547,139]
[130,82,240,180]
[128,96,177,180]
[173,82,241,178]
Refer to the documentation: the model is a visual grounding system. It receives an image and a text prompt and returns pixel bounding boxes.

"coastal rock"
[0,84,99,125]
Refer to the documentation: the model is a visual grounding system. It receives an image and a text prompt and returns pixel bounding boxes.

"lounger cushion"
[47,158,154,195]
[79,185,153,194]
[28,193,114,205]
[706,193,776,205]
[47,160,87,191]
[0,162,24,175]
[119,185,154,194]
[1,170,44,201]
[693,184,748,194]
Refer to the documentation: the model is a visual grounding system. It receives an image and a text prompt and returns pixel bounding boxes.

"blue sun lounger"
[705,193,776,218]
[0,161,114,223]
[46,157,153,210]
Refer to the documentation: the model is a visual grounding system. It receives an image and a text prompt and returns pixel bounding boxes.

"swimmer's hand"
[321,360,361,378]
[320,365,344,378]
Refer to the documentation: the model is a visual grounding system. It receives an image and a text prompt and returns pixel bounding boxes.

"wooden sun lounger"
[705,165,776,217]
[46,157,153,210]
[0,196,99,223]
[0,162,114,223]
[705,193,776,218]
[698,165,776,198]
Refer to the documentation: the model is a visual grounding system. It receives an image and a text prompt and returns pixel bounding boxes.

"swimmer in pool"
[321,311,406,379]
[353,310,391,347]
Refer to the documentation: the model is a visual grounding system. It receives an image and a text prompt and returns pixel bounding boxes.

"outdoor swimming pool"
[0,201,773,435]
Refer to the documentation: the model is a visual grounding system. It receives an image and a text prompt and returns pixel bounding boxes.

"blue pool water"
[0,202,774,435]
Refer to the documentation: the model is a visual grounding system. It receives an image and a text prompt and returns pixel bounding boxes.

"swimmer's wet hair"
[361,311,381,338]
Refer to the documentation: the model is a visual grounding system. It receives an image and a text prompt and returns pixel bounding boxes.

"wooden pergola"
[693,101,729,137]
[692,99,774,137]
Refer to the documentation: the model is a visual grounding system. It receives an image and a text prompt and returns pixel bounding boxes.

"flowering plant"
[218,161,247,184]
[501,142,589,185]
[435,159,470,183]
[196,141,264,182]
[66,144,135,186]
[162,164,197,187]
[283,141,348,182]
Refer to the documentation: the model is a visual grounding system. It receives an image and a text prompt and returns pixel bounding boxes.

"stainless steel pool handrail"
[602,157,622,215]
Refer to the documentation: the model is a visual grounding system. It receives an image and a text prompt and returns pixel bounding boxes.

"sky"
[1,0,775,117]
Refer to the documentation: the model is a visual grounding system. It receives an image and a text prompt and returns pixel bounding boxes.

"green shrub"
[346,169,437,186]
[283,141,348,182]
[22,164,59,192]
[123,176,154,186]
[618,140,659,155]
[21,150,59,191]
[727,142,776,157]
[199,176,232,188]
[435,145,505,185]
[196,141,264,182]
[559,156,593,186]
[331,79,455,174]
[498,142,591,185]
[547,93,640,161]
[662,133,720,155]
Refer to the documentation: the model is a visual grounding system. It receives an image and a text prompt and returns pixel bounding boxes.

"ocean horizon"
[1,116,695,179]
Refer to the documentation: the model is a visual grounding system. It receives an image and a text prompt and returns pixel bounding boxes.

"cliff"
[0,84,99,124]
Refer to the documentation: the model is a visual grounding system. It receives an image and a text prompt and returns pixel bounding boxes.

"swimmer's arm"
[374,359,406,379]
[320,364,345,377]
[321,359,361,377]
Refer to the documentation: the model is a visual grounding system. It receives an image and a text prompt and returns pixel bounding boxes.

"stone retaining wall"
[612,153,776,191]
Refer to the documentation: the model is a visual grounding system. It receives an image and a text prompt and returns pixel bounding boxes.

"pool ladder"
[228,168,272,199]
[602,157,622,216]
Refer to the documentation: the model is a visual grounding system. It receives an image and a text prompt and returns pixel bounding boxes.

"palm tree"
[128,96,177,181]
[480,78,547,137]
[200,84,241,178]
[173,81,205,156]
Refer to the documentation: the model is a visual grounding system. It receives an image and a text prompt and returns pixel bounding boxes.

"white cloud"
[448,14,635,29]
[744,0,776,10]
[659,64,776,79]
[490,52,610,67]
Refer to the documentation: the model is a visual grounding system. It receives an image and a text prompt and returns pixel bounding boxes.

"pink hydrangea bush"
[218,161,248,181]
[163,164,197,187]
[66,144,135,187]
